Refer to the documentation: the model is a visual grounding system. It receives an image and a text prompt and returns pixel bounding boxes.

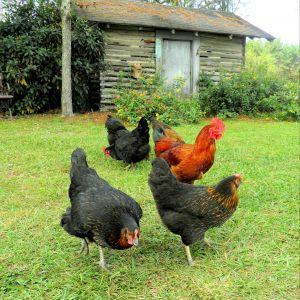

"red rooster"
[154,117,225,184]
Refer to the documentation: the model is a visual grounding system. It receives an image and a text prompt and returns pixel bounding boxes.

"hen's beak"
[133,238,139,247]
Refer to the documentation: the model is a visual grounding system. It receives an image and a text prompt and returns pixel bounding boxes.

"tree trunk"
[61,0,73,116]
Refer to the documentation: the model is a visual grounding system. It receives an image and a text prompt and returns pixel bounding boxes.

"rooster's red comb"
[210,117,225,132]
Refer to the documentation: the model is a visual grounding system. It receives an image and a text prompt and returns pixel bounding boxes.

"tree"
[0,0,105,115]
[61,0,73,116]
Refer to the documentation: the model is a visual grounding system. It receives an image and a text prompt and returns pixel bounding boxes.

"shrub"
[114,73,202,125]
[198,70,299,120]
[0,0,105,115]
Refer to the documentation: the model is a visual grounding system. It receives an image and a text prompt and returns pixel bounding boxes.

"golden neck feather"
[207,186,239,211]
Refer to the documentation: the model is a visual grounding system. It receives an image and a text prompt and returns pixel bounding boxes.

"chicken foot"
[184,245,194,266]
[201,238,220,251]
[98,246,110,271]
[124,163,135,170]
[79,238,89,255]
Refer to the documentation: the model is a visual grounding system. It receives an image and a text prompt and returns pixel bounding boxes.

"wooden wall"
[94,25,245,110]
[99,25,156,110]
[199,33,245,82]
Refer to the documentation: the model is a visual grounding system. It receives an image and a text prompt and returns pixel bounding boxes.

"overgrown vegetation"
[198,40,299,120]
[116,39,299,123]
[115,73,202,125]
[0,0,105,115]
[0,115,298,299]
[198,69,299,120]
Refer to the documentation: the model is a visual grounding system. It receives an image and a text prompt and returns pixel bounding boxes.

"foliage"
[246,39,299,81]
[198,70,299,120]
[115,73,202,125]
[198,40,299,121]
[0,0,105,115]
[0,115,299,299]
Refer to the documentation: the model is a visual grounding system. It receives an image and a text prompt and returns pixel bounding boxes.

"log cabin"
[74,0,275,110]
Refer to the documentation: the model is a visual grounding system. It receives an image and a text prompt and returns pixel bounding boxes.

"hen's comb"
[210,117,225,132]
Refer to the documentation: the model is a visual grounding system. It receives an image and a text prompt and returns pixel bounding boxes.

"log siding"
[99,25,156,110]
[199,33,245,82]
[96,26,246,110]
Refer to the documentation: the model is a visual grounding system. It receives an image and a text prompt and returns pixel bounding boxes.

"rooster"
[154,117,225,184]
[61,148,143,270]
[103,115,150,165]
[148,158,241,266]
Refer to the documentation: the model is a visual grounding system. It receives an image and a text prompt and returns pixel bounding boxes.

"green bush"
[0,0,105,115]
[115,73,202,125]
[198,70,299,120]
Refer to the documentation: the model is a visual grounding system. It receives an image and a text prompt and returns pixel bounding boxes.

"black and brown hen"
[61,148,143,270]
[148,158,241,266]
[103,115,150,165]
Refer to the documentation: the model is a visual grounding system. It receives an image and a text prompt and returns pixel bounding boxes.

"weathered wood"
[99,26,156,110]
[106,53,154,59]
[199,34,244,77]
[96,26,245,110]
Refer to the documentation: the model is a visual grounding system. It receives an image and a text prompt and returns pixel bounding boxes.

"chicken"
[148,158,241,266]
[150,117,185,144]
[103,115,150,165]
[61,148,143,270]
[154,117,225,184]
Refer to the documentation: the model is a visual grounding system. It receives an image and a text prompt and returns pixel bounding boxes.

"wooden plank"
[105,58,155,65]
[106,35,155,42]
[101,82,132,88]
[105,55,155,61]
[199,33,243,42]
[105,60,155,68]
[106,53,154,59]
[106,45,155,53]
[106,50,154,58]
[199,51,243,59]
[200,58,243,64]
[200,44,242,52]
[103,66,156,72]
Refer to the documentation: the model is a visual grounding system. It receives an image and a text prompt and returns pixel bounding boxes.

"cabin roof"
[74,0,275,40]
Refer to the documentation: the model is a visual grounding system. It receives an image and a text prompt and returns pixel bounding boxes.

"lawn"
[0,114,299,299]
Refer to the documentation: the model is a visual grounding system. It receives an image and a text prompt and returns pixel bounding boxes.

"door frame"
[155,30,200,94]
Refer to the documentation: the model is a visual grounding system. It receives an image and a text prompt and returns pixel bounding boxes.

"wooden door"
[162,39,191,94]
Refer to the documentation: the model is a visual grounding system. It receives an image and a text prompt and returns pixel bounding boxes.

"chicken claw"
[201,238,220,251]
[79,238,89,255]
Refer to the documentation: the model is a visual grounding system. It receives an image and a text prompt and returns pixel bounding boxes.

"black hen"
[103,115,150,164]
[61,148,143,270]
[148,158,241,266]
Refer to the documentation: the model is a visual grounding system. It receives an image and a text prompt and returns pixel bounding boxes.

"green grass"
[0,114,299,299]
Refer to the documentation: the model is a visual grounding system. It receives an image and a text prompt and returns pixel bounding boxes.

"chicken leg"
[98,246,110,271]
[79,238,89,255]
[184,245,194,266]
